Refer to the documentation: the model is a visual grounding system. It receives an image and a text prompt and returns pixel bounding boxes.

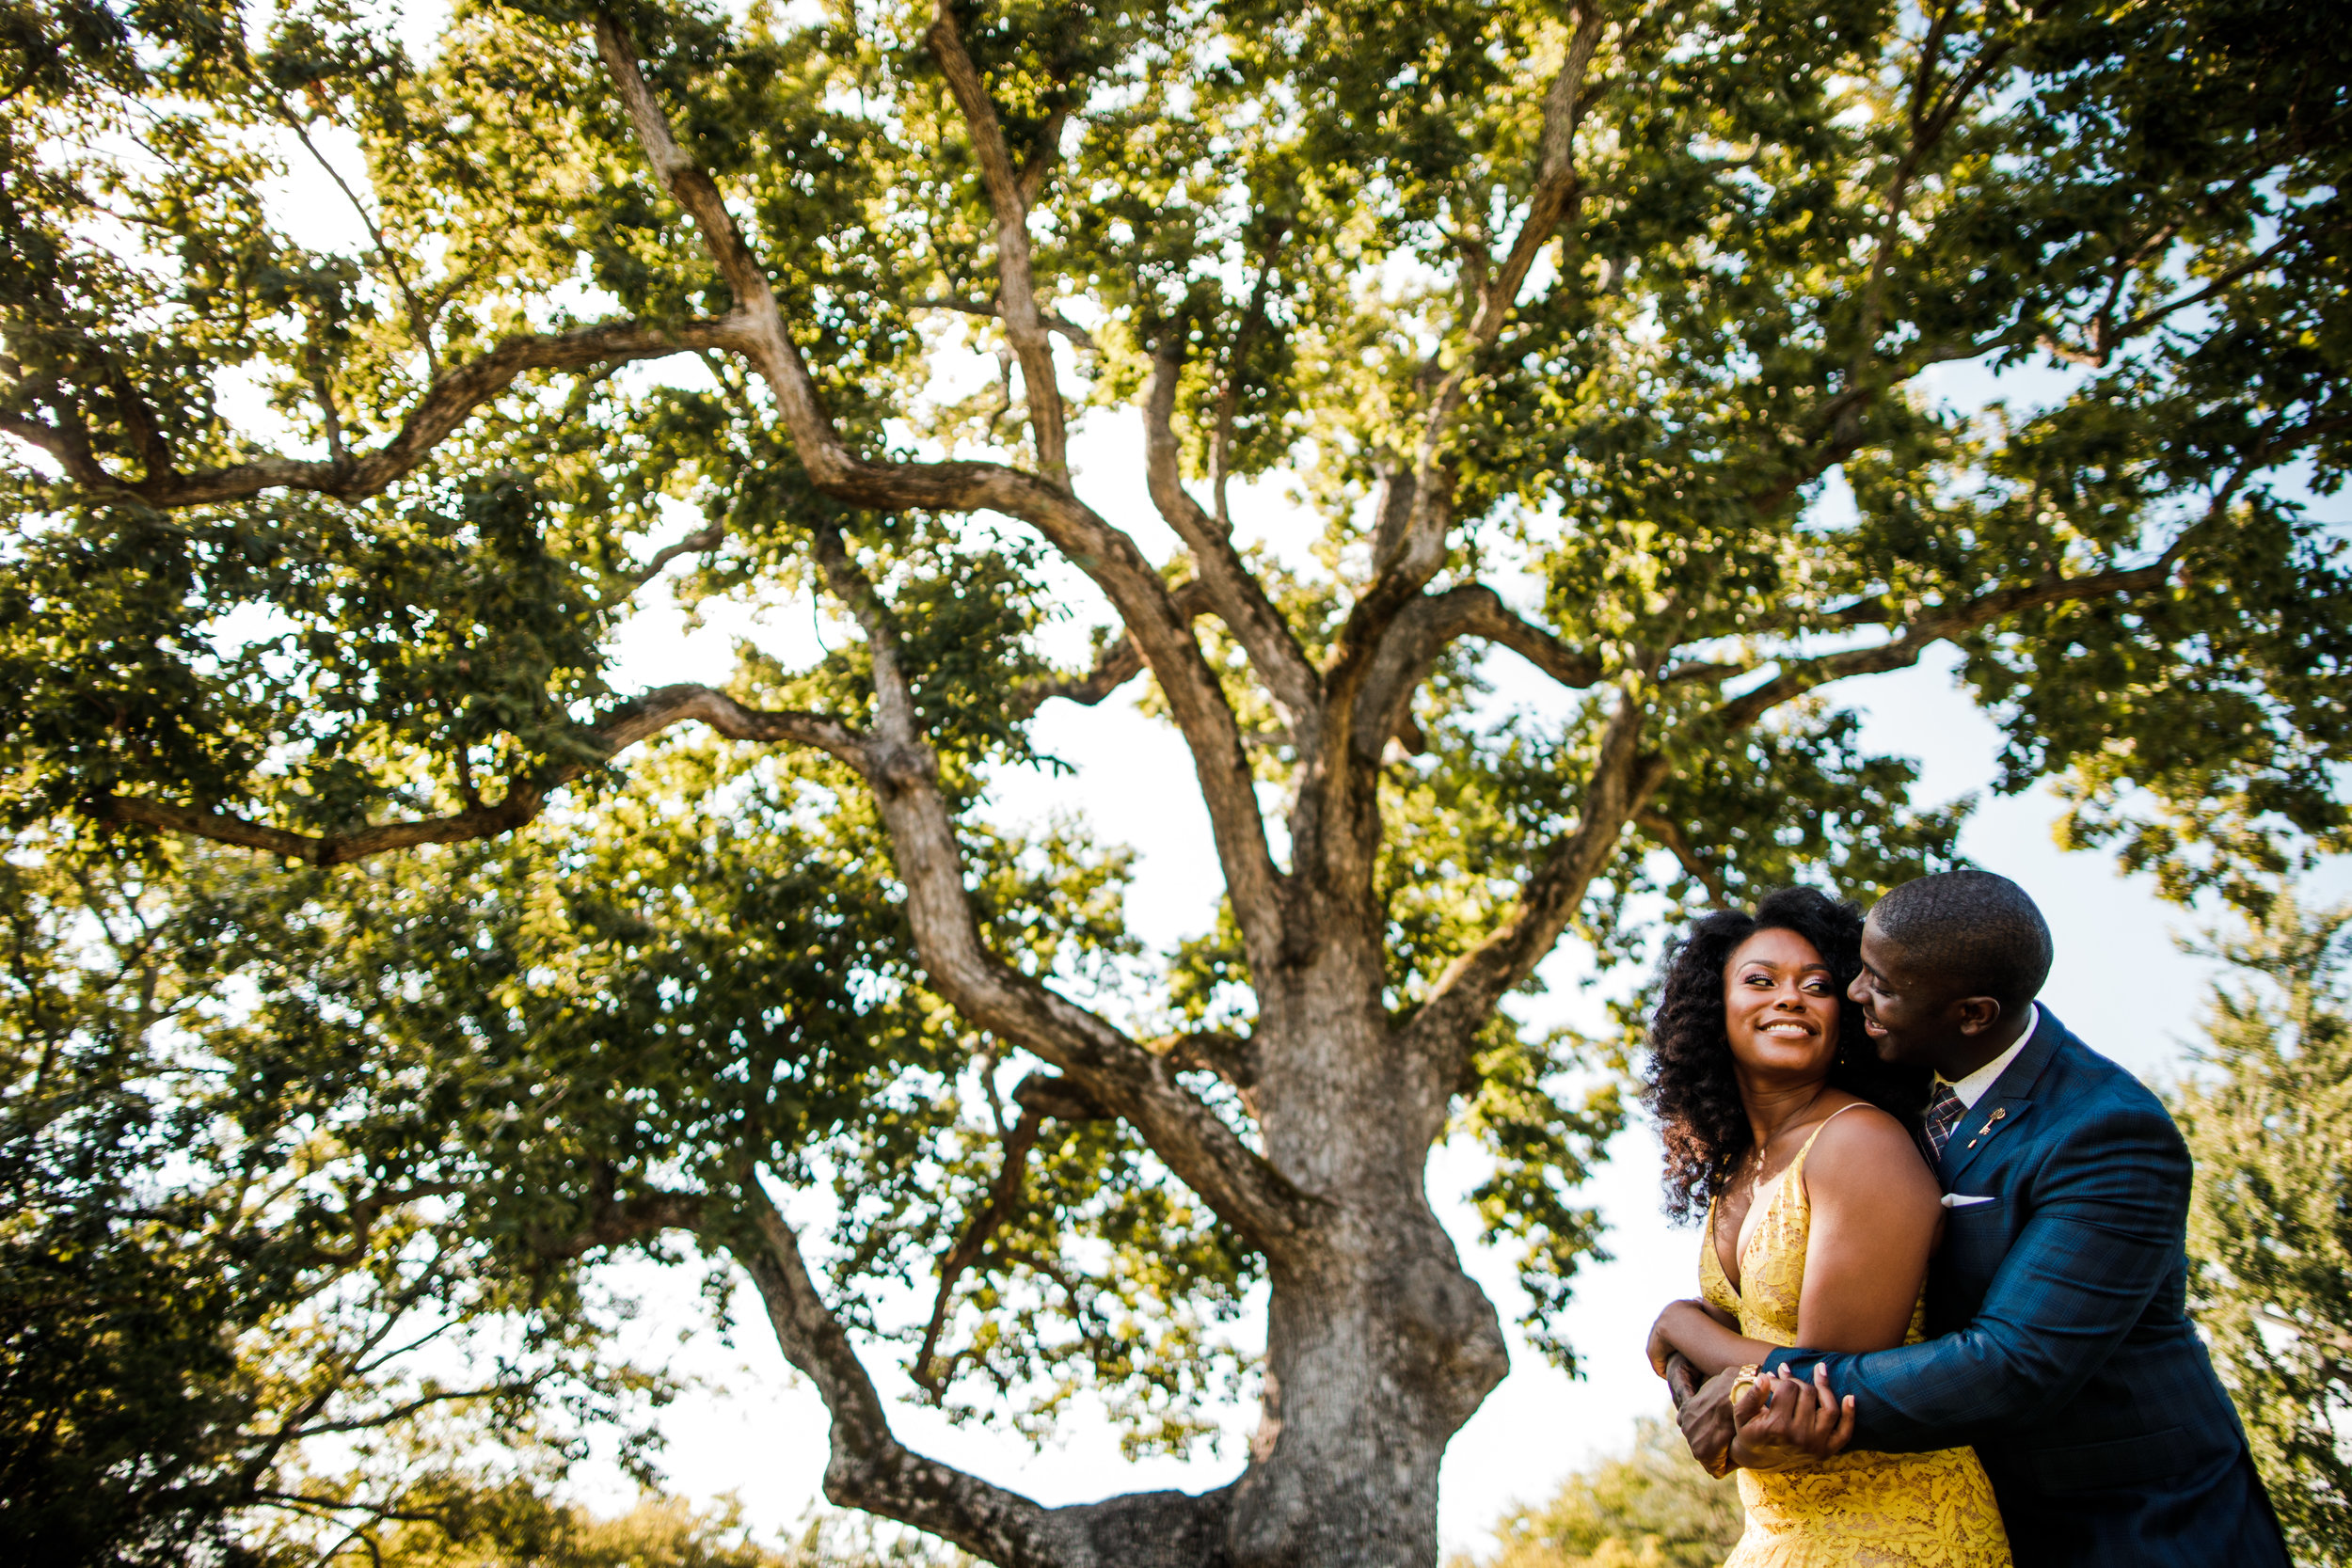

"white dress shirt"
[1938,1003,2039,1110]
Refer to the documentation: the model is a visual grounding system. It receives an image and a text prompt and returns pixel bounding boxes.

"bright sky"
[588,403,2339,1559]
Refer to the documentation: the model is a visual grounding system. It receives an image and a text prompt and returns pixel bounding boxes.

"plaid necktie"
[1919,1079,1965,1164]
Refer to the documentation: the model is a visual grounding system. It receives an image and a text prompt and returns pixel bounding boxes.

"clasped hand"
[1673,1361,1856,1479]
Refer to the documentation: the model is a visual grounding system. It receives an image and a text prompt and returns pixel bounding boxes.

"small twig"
[311,373,348,465]
[913,1073,1106,1395]
[1638,811,1727,906]
[912,295,1098,352]
[624,522,723,588]
[260,91,442,378]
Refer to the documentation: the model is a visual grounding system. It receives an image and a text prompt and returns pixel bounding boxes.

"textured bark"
[924,0,1072,489]
[1227,942,1515,1568]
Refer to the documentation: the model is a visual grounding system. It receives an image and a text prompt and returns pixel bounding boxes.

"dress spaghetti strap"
[1790,1100,1875,1168]
[1731,1103,1881,1276]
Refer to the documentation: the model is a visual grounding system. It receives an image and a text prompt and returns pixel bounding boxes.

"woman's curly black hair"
[1641,885,1930,1222]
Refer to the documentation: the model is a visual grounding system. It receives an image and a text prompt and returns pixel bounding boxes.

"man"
[1676,870,2285,1567]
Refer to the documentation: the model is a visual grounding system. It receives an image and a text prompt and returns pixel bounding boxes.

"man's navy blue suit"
[1762,1007,2286,1568]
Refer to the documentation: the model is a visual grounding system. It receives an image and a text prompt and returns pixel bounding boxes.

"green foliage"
[2172,895,2352,1565]
[0,836,663,1566]
[366,1493,970,1567]
[0,745,1201,1556]
[5,0,2344,893]
[1456,1021,1624,1372]
[1448,1417,1745,1568]
[0,850,253,1566]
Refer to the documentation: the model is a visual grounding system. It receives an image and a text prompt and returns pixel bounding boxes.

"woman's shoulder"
[1801,1098,1935,1195]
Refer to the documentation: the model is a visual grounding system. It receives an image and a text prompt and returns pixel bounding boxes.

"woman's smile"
[1724,927,1844,1075]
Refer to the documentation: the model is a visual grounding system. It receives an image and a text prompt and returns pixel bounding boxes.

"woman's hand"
[1730,1363,1855,1472]
[1663,1351,1703,1412]
[1648,1298,1775,1381]
[1646,1300,1707,1376]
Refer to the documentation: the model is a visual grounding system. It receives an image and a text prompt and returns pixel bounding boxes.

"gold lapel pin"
[1975,1107,2007,1137]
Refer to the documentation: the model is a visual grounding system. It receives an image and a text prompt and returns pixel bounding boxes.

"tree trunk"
[1231,1198,1509,1566]
[744,937,1514,1568]
[1227,954,1511,1567]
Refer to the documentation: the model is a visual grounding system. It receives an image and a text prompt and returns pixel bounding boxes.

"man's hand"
[1730,1363,1855,1472]
[1676,1365,1742,1478]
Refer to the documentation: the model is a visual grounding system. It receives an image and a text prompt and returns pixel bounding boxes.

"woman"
[1642,886,2010,1568]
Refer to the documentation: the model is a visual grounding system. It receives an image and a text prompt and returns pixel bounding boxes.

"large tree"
[4,0,2349,1562]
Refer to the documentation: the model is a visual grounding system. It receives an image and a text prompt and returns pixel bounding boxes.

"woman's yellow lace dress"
[1699,1119,2010,1568]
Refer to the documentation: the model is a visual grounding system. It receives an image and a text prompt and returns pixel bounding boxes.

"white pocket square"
[1941,1193,1997,1208]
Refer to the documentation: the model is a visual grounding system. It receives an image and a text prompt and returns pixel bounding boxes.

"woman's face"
[1722,927,1841,1082]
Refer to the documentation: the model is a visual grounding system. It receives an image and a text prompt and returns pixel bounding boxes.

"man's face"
[1849,917,1964,1069]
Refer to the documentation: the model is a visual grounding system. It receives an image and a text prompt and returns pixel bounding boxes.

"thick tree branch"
[1145,1030,1259,1099]
[1363,4,1610,605]
[735,1182,1235,1568]
[623,522,723,588]
[735,1182,1057,1562]
[1713,470,2258,734]
[807,529,1319,1259]
[100,684,862,865]
[1451,590,1606,689]
[1141,340,1323,734]
[913,1072,1106,1395]
[915,295,1098,351]
[529,1182,707,1261]
[1713,568,2172,734]
[1353,586,1604,774]
[14,317,749,509]
[924,0,1070,487]
[596,17,1289,963]
[1009,581,1213,721]
[101,789,558,868]
[1637,811,1727,905]
[1737,333,1994,521]
[1315,10,1616,887]
[1470,7,1611,344]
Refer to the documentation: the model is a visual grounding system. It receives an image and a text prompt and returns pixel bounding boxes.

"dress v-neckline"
[1709,1102,1869,1296]
[1712,1168,1792,1298]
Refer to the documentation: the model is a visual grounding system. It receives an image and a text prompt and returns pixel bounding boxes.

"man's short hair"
[1870,869,2053,1012]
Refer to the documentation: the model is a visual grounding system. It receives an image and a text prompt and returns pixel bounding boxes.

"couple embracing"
[1641,871,2288,1567]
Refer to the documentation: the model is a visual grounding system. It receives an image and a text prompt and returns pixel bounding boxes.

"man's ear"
[1951,994,2005,1037]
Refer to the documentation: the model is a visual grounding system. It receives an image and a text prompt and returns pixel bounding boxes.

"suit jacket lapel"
[1939,1006,2066,1187]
